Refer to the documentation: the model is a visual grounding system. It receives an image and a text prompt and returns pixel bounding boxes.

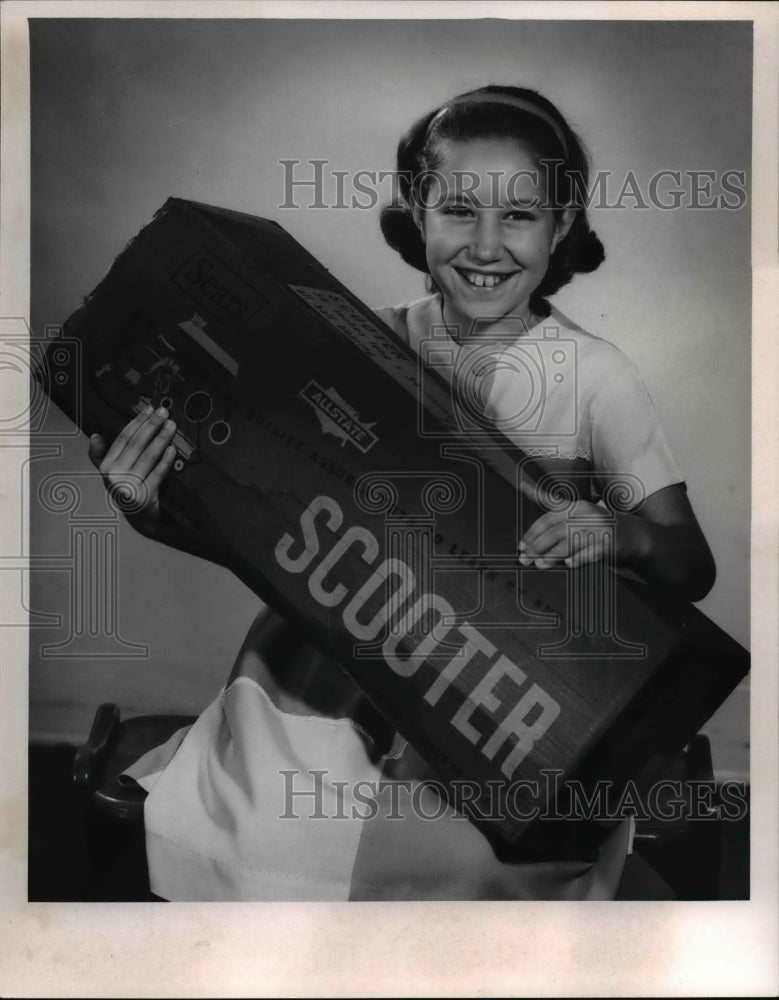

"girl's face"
[416,138,573,335]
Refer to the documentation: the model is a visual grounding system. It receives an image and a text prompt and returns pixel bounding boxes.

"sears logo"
[173,247,267,328]
[299,380,378,454]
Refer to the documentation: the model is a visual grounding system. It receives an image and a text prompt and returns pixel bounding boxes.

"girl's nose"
[470,218,503,261]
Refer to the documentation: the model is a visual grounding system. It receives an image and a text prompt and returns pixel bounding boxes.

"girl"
[89,85,715,901]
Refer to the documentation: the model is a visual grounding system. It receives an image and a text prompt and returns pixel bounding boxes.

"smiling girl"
[379,86,715,597]
[91,84,715,901]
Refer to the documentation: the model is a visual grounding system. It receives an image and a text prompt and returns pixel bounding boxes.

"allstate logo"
[298,380,378,454]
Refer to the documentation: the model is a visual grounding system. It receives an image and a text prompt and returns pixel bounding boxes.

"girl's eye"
[442,205,474,217]
[506,210,536,222]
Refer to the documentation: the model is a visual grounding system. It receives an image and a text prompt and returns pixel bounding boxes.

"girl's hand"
[518,500,625,569]
[88,405,231,568]
[517,483,716,601]
[88,404,178,526]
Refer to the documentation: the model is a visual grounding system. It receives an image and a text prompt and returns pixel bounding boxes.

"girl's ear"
[551,208,576,253]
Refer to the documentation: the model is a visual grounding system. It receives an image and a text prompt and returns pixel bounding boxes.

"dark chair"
[72,703,196,900]
[628,733,727,899]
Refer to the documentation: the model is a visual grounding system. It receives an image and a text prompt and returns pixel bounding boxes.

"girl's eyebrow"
[506,196,540,210]
[439,194,539,208]
[440,192,477,204]
[435,189,542,212]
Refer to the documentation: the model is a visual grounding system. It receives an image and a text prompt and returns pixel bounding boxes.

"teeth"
[461,270,511,288]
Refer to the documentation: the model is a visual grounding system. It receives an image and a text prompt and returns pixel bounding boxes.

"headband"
[428,93,569,159]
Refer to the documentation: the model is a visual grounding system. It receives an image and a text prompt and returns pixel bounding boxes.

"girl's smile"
[416,138,573,336]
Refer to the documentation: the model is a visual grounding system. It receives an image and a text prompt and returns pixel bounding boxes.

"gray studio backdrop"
[29,18,750,779]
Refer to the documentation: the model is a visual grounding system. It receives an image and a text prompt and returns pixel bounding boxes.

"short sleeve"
[373,304,411,346]
[587,348,684,508]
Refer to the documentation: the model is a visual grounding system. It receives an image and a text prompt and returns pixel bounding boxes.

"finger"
[99,404,155,470]
[100,405,167,474]
[87,433,106,467]
[532,533,574,568]
[521,517,569,557]
[533,555,568,569]
[124,417,178,482]
[538,525,612,564]
[519,531,566,566]
[534,523,571,555]
[519,510,563,551]
[565,542,602,569]
[521,535,568,567]
[532,537,571,565]
[143,442,178,501]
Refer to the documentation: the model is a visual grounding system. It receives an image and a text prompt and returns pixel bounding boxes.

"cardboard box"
[42,198,749,847]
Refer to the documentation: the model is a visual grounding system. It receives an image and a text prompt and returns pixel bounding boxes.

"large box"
[42,198,749,847]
